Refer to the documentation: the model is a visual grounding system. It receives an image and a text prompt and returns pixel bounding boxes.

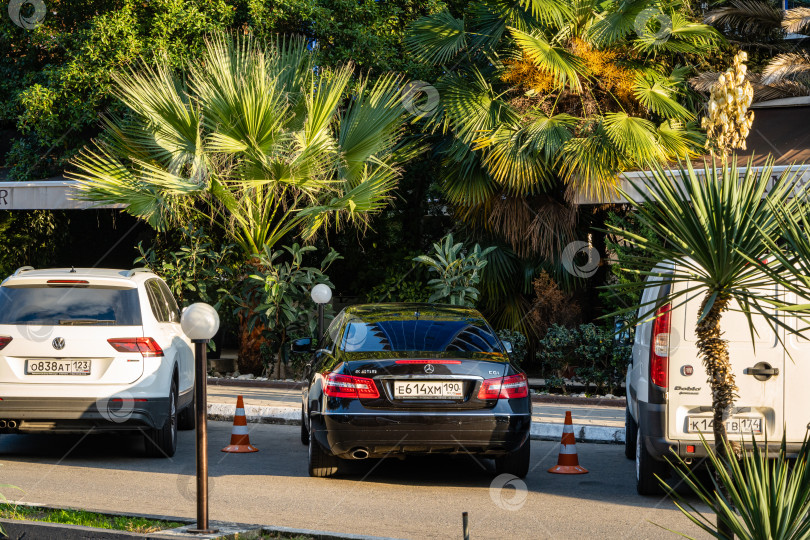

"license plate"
[686,416,762,434]
[26,359,91,376]
[394,381,464,399]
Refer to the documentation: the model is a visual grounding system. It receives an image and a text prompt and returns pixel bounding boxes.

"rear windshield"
[0,286,142,326]
[339,319,502,353]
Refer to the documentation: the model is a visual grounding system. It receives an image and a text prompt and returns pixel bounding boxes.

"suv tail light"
[323,373,380,399]
[108,338,164,357]
[0,336,11,350]
[477,373,529,399]
[650,303,671,388]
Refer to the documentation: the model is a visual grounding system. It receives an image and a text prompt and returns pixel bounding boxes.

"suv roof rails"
[12,266,34,277]
[125,267,153,278]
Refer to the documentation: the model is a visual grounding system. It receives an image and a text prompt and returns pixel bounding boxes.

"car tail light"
[46,280,89,287]
[323,373,380,399]
[477,373,529,399]
[0,336,11,350]
[107,338,164,357]
[650,303,671,388]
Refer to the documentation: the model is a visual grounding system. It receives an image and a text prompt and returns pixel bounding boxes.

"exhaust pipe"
[351,448,370,460]
[0,420,6,428]
[7,420,16,429]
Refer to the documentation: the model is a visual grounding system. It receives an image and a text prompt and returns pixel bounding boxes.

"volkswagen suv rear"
[0,267,195,457]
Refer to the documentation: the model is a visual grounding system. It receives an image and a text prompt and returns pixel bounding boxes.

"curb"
[206,404,626,444]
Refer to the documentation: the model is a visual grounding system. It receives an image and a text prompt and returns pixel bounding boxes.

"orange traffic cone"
[222,395,258,453]
[548,410,588,474]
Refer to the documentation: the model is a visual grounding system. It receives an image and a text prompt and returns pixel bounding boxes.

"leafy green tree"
[70,33,412,372]
[414,233,494,307]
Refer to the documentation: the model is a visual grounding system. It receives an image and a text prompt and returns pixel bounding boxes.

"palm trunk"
[694,292,740,539]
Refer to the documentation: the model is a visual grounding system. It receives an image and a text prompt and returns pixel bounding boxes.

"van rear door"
[667,283,784,443]
[783,292,810,443]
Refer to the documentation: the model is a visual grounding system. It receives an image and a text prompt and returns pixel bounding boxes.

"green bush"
[497,329,528,367]
[537,324,628,395]
[414,233,495,307]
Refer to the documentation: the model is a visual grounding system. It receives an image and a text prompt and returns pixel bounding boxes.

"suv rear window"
[339,319,502,353]
[0,286,142,326]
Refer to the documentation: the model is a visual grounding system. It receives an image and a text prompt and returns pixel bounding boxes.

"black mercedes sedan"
[293,303,532,478]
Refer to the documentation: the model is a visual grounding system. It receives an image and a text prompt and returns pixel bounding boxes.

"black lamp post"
[180,303,220,535]
[310,284,333,342]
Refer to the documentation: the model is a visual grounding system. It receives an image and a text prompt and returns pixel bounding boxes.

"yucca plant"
[663,434,810,539]
[607,156,807,453]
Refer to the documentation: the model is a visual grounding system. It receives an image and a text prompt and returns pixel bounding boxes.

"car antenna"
[69,266,76,273]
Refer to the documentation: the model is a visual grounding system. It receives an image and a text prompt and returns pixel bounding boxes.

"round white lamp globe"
[310,283,333,304]
[181,302,220,341]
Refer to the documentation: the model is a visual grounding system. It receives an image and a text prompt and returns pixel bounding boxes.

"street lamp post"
[181,303,220,535]
[310,284,333,343]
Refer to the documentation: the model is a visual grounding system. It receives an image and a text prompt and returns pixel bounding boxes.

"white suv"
[0,267,195,457]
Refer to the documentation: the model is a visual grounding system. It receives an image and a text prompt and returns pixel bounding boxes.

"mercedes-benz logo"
[423,364,434,374]
[52,337,65,350]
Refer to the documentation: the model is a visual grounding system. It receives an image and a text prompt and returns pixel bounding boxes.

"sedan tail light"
[0,336,11,350]
[477,373,529,400]
[323,373,380,399]
[108,337,164,357]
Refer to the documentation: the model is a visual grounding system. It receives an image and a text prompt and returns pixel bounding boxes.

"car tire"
[625,407,638,460]
[177,396,195,431]
[635,426,666,495]
[494,438,530,478]
[144,381,178,458]
[300,407,309,446]
[308,430,339,478]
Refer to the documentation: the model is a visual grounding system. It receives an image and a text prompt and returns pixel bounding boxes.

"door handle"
[744,362,779,381]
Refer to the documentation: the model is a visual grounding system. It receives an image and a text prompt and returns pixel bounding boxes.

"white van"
[625,261,810,494]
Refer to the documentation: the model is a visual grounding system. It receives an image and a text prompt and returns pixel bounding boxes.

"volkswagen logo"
[423,364,434,374]
[52,337,65,350]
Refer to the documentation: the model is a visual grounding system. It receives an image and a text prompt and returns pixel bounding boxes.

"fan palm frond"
[704,0,784,35]
[405,10,467,65]
[509,27,587,93]
[633,75,694,119]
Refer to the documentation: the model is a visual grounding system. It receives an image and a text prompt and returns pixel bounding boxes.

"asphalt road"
[0,422,709,539]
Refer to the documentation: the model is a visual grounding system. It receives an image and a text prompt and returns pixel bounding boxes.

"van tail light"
[0,336,11,350]
[107,338,164,357]
[323,373,380,399]
[650,303,671,388]
[478,373,529,399]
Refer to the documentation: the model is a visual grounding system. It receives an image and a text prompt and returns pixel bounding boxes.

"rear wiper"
[59,319,116,325]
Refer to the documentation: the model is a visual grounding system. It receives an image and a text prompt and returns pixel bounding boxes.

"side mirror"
[291,337,313,353]
[502,340,513,354]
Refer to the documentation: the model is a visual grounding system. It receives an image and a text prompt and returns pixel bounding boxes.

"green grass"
[0,504,183,533]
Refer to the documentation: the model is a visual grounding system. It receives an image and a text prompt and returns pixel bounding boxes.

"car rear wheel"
[635,426,666,495]
[625,407,637,460]
[308,430,340,478]
[300,407,309,446]
[494,439,530,478]
[144,381,178,458]
[178,395,195,431]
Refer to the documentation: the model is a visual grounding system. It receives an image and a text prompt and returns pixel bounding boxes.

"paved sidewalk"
[206,380,626,444]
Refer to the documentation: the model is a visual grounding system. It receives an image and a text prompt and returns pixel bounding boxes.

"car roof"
[1,267,155,287]
[343,303,486,320]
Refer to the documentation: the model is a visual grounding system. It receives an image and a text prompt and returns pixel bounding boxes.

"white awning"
[0,180,122,210]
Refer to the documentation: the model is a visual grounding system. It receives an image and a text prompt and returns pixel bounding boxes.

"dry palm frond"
[691,70,810,101]
[486,194,577,257]
[761,52,810,85]
[704,0,784,36]
[783,7,810,34]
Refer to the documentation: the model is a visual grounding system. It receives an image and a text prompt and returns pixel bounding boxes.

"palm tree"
[405,0,719,332]
[696,0,810,100]
[69,33,411,372]
[608,155,806,455]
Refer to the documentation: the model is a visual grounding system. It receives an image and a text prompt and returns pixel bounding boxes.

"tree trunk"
[237,313,266,375]
[694,292,740,539]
